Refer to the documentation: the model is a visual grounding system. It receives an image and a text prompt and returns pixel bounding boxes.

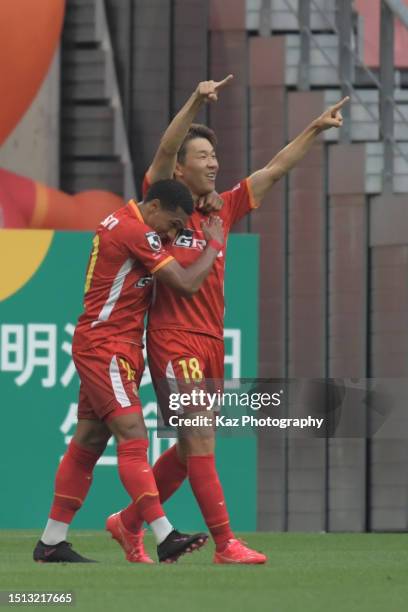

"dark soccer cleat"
[33,540,97,563]
[157,530,208,563]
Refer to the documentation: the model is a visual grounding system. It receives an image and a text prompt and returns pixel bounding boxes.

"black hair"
[177,123,218,164]
[145,179,194,215]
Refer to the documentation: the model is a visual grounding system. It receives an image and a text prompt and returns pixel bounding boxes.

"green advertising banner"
[0,230,258,531]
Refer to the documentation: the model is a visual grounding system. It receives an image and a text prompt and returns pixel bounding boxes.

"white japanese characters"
[0,324,242,465]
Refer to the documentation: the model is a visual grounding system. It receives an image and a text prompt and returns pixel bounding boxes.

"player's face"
[176,138,219,197]
[150,205,188,241]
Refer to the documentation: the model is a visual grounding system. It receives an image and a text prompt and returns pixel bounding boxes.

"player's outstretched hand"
[195,75,234,103]
[197,191,224,214]
[315,96,350,131]
[202,215,224,245]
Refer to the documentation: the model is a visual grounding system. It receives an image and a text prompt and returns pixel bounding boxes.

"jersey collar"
[128,199,144,223]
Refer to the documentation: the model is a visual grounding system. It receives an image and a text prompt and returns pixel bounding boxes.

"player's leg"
[103,347,207,562]
[118,332,189,535]
[45,418,110,537]
[118,441,187,534]
[179,341,234,552]
[138,329,227,543]
[153,443,187,501]
[33,414,110,563]
[150,334,190,502]
[118,330,208,532]
[107,412,172,542]
[180,428,266,564]
[115,332,263,563]
[106,411,207,562]
[178,416,236,553]
[147,332,235,550]
[176,336,267,564]
[117,444,187,536]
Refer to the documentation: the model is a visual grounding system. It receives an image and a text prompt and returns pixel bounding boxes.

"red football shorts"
[72,340,144,422]
[147,329,224,425]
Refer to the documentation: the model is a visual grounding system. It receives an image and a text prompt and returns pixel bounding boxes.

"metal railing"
[276,0,408,193]
[384,0,408,26]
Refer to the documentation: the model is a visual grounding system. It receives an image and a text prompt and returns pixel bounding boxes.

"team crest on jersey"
[135,275,153,288]
[145,231,162,251]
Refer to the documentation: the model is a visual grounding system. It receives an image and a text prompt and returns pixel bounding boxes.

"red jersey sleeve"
[221,178,259,228]
[123,222,174,274]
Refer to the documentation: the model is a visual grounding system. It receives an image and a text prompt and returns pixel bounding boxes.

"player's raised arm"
[248,96,350,205]
[154,216,224,297]
[146,76,234,184]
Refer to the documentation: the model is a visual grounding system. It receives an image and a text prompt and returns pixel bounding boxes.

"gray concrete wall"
[0,49,60,188]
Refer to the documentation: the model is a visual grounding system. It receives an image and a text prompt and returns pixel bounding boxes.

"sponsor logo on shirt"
[174,229,207,250]
[174,229,223,258]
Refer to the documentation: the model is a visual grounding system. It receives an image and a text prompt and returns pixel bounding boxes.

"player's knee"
[87,439,109,455]
[175,441,187,464]
[118,425,146,441]
[73,431,110,455]
[108,413,147,442]
[181,435,215,456]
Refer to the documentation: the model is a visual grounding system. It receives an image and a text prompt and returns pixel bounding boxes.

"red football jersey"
[74,200,174,348]
[143,175,259,339]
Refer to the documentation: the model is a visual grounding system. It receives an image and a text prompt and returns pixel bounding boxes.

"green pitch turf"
[1,531,407,612]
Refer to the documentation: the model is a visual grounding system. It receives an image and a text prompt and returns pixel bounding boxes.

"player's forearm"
[183,244,221,294]
[266,120,322,180]
[249,120,322,204]
[155,245,219,297]
[160,92,203,156]
[147,91,204,183]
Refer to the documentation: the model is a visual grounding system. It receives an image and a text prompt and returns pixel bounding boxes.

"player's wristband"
[208,239,224,253]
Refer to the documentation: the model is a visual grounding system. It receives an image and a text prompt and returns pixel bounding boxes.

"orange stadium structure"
[0,0,125,230]
[0,168,125,229]
[2,0,407,230]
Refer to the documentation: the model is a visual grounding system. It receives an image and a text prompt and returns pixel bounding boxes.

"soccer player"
[112,79,349,564]
[33,179,225,564]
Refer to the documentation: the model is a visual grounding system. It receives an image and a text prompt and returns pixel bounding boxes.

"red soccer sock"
[50,439,101,523]
[120,443,187,533]
[187,454,234,552]
[154,443,187,503]
[117,439,165,525]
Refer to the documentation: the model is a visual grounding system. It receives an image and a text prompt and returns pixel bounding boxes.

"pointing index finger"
[214,74,234,90]
[331,96,350,111]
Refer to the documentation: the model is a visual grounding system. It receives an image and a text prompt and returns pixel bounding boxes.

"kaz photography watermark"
[156,378,402,439]
[165,387,325,431]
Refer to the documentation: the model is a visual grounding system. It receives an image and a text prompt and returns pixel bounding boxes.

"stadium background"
[1,0,408,536]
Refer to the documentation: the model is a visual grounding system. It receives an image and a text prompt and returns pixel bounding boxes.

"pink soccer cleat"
[213,538,267,564]
[106,512,154,564]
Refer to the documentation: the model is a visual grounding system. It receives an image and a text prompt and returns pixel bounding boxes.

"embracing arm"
[248,97,349,205]
[154,217,224,297]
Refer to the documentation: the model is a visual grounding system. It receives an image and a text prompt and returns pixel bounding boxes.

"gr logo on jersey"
[174,229,207,250]
[145,231,162,251]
